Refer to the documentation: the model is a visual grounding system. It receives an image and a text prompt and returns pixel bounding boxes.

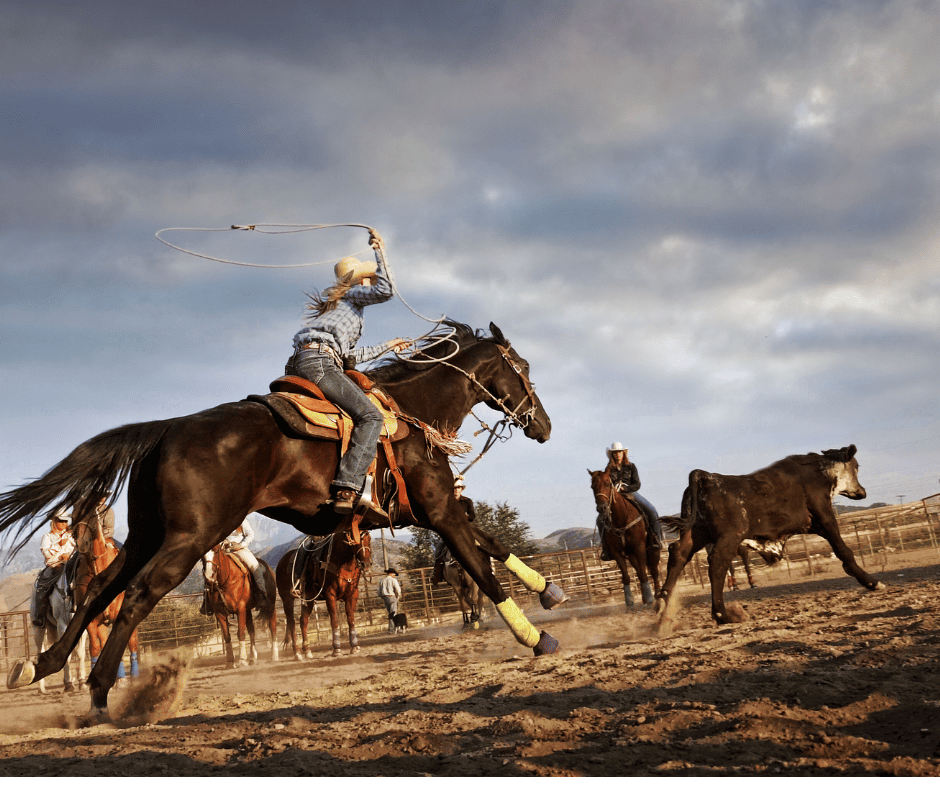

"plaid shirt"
[292,246,396,364]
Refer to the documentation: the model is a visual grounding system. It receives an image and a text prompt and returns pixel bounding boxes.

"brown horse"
[442,559,487,629]
[2,321,561,718]
[589,469,661,609]
[726,544,758,590]
[275,529,372,658]
[203,545,278,668]
[73,513,140,680]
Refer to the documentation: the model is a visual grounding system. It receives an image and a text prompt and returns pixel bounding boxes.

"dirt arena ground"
[0,551,937,777]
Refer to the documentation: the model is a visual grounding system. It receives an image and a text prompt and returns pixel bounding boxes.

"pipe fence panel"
[2,501,938,664]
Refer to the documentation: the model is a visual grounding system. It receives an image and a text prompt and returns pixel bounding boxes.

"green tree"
[401,500,539,569]
[474,501,540,557]
[402,527,441,570]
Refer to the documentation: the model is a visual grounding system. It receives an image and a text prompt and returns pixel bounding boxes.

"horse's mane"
[367,319,505,385]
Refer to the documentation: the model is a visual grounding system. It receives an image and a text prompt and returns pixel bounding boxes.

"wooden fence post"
[580,550,593,604]
[419,568,432,625]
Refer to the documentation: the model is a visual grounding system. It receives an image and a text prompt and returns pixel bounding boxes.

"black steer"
[656,445,884,624]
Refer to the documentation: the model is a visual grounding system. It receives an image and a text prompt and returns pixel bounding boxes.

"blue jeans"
[292,348,384,491]
[633,492,663,544]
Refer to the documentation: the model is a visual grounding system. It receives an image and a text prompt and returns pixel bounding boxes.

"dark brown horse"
[73,514,140,680]
[275,529,372,658]
[2,321,561,718]
[203,545,278,668]
[443,559,487,629]
[726,544,758,590]
[589,469,661,609]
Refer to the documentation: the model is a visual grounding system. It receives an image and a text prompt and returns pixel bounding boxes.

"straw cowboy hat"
[334,255,377,284]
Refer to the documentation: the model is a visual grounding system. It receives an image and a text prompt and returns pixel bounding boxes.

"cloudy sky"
[2,0,939,550]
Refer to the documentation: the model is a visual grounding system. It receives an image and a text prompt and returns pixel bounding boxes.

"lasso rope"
[155,223,445,326]
[156,222,505,478]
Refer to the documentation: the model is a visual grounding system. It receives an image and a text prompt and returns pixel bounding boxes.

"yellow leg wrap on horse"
[504,553,547,594]
[496,598,541,648]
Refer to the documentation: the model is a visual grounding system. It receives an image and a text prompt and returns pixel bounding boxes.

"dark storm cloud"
[2,0,939,541]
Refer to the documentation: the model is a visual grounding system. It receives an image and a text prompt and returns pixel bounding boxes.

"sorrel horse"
[589,469,661,609]
[74,512,139,680]
[203,545,278,668]
[1,321,561,718]
[275,529,372,658]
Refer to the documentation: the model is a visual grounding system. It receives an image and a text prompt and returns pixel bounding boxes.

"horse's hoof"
[533,630,560,656]
[871,581,887,591]
[7,659,36,689]
[350,646,361,655]
[470,620,481,631]
[79,708,111,728]
[330,649,341,658]
[539,582,567,610]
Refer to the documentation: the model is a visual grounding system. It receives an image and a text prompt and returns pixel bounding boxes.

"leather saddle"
[247,374,409,449]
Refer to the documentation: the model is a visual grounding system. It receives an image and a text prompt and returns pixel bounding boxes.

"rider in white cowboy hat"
[31,508,76,628]
[597,442,664,560]
[286,229,412,520]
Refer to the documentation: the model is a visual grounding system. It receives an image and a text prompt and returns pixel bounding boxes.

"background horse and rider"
[589,469,661,609]
[432,547,488,629]
[73,505,140,681]
[202,543,278,668]
[275,528,372,658]
[1,320,562,718]
[32,557,87,695]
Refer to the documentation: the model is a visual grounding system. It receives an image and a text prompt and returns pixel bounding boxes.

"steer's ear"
[846,444,857,459]
[587,468,592,476]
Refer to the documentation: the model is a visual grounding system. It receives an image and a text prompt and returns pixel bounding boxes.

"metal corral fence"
[2,500,938,675]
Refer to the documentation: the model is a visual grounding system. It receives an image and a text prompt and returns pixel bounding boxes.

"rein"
[405,341,540,477]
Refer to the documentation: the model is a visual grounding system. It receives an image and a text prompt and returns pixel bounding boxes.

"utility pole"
[897,495,905,505]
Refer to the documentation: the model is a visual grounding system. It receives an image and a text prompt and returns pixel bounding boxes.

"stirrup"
[353,477,389,523]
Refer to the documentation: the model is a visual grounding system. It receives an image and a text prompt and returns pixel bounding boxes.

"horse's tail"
[0,417,177,561]
[677,470,705,534]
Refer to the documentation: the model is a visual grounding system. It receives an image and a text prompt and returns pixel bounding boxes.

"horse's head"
[478,322,551,443]
[371,320,551,442]
[588,469,613,515]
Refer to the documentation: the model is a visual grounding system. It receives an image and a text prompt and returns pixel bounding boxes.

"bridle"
[592,473,643,533]
[411,341,541,476]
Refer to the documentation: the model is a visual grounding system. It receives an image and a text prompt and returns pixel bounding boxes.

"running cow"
[656,445,884,624]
